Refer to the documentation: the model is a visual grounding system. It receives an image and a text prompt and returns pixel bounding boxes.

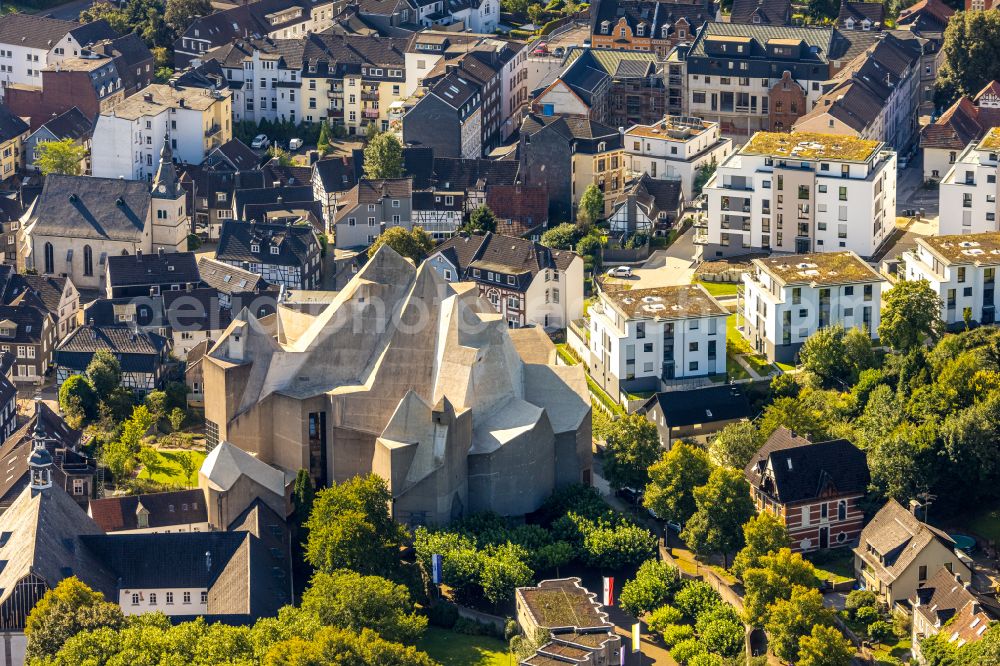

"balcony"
[361,91,379,101]
[204,124,222,138]
[363,108,380,119]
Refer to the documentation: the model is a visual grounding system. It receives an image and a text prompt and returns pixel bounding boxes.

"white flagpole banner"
[632,622,640,653]
[602,576,614,606]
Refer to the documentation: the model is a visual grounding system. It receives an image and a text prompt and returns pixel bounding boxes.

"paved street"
[36,0,94,20]
[895,154,938,219]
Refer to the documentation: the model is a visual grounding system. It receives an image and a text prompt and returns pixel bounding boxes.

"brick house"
[745,427,870,553]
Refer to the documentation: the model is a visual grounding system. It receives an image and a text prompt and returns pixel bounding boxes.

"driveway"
[604,226,699,290]
[896,154,938,219]
[38,0,95,20]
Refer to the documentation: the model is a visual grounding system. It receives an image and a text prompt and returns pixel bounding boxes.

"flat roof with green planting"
[741,131,881,162]
[918,232,1000,265]
[518,579,610,630]
[754,251,883,285]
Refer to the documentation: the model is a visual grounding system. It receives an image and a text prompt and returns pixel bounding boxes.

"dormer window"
[662,24,669,37]
[0,327,12,338]
[862,19,871,30]
[251,243,260,253]
[601,20,609,34]
[270,246,280,255]
[636,23,645,36]
[752,14,760,23]
[845,17,854,29]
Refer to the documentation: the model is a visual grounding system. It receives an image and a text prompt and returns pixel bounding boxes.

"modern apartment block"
[587,284,728,399]
[901,232,1000,327]
[624,115,733,199]
[699,131,897,259]
[938,128,1000,235]
[739,251,884,363]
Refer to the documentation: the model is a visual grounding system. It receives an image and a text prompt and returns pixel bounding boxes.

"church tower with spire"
[150,136,190,253]
[28,407,52,494]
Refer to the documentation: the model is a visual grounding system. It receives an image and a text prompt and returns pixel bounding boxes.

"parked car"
[251,134,270,149]
[288,138,303,151]
[616,487,642,505]
[606,266,633,278]
[553,46,565,57]
[533,42,548,55]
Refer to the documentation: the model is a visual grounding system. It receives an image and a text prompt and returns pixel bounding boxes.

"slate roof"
[28,174,150,242]
[896,0,953,32]
[56,325,166,374]
[520,113,623,153]
[68,19,118,47]
[0,304,47,344]
[83,297,164,329]
[313,156,358,192]
[610,174,683,224]
[106,251,201,288]
[216,220,317,268]
[211,139,260,171]
[591,0,713,40]
[0,14,77,50]
[233,185,315,219]
[644,384,751,428]
[913,567,997,644]
[730,0,792,25]
[88,489,207,533]
[198,257,271,295]
[162,288,234,332]
[837,1,885,27]
[432,157,520,190]
[201,440,289,498]
[432,231,579,291]
[260,162,312,187]
[1,273,68,319]
[0,104,28,143]
[745,427,870,504]
[858,499,958,584]
[687,22,879,65]
[36,107,92,142]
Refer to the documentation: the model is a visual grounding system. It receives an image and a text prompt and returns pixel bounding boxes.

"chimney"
[206,551,212,571]
[158,247,165,257]
[909,499,922,517]
[143,92,153,102]
[136,249,143,262]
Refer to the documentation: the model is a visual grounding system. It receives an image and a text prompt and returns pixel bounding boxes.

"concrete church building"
[202,246,592,525]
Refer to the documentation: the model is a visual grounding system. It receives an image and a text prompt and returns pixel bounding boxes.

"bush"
[453,617,497,637]
[426,603,459,629]
[698,617,744,657]
[854,606,879,626]
[868,620,893,642]
[671,638,707,664]
[673,581,722,621]
[618,560,682,617]
[660,624,695,649]
[647,605,684,633]
[845,589,878,613]
[689,654,724,666]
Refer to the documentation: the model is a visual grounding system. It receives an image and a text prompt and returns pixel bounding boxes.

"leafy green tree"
[317,122,332,155]
[935,9,1000,108]
[301,570,427,643]
[267,626,439,666]
[765,585,831,663]
[58,375,97,428]
[844,326,877,382]
[671,638,707,664]
[742,548,818,626]
[177,451,197,486]
[643,441,711,526]
[673,580,721,620]
[466,205,497,233]
[35,139,87,176]
[363,132,404,179]
[578,183,604,228]
[144,389,168,421]
[480,543,534,606]
[86,349,122,401]
[575,232,603,268]
[960,624,1000,665]
[806,0,838,20]
[539,223,579,250]
[731,511,789,579]
[769,372,800,399]
[293,469,315,527]
[708,419,758,469]
[699,615,743,657]
[120,405,154,454]
[101,386,138,424]
[618,559,681,616]
[138,445,159,479]
[25,577,125,662]
[798,624,854,666]
[647,605,684,633]
[757,396,829,442]
[575,518,656,569]
[306,474,408,576]
[169,407,186,433]
[268,145,294,166]
[878,279,943,351]
[681,467,755,566]
[368,226,433,262]
[844,589,877,614]
[602,412,660,491]
[800,325,850,385]
[688,654,724,666]
[660,623,695,648]
[693,159,716,196]
[164,0,210,32]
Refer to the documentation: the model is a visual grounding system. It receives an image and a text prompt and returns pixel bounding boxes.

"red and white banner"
[602,576,614,606]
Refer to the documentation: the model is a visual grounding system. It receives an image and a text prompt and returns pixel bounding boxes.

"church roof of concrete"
[200,441,289,498]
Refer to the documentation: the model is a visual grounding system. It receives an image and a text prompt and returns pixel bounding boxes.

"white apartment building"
[700,131,896,259]
[92,84,232,180]
[939,128,1000,235]
[740,251,884,363]
[587,284,728,400]
[624,115,733,199]
[901,232,1000,327]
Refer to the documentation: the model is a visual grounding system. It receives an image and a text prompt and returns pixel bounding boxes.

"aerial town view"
[0,0,999,662]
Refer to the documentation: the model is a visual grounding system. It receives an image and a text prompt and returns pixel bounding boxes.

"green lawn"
[806,550,855,584]
[959,502,1000,544]
[697,280,740,297]
[141,449,207,487]
[726,355,751,381]
[417,627,511,666]
[555,343,580,366]
[872,636,911,666]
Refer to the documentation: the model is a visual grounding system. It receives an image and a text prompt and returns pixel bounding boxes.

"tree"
[301,570,427,643]
[539,223,579,250]
[479,543,534,606]
[618,559,682,616]
[731,512,789,579]
[164,0,210,33]
[293,469,315,527]
[708,419,758,469]
[268,145,294,166]
[878,279,943,351]
[742,548,818,626]
[25,577,124,662]
[757,396,829,441]
[643,441,711,526]
[35,139,87,176]
[101,438,137,483]
[120,405,154,455]
[527,2,544,25]
[368,226,433,262]
[169,407,186,433]
[681,467,755,566]
[673,580,721,620]
[317,122,332,155]
[935,10,1000,108]
[58,375,97,428]
[765,585,831,663]
[137,445,159,479]
[693,158,716,196]
[363,132,404,179]
[86,349,122,401]
[800,325,850,385]
[306,474,408,576]
[267,626,439,666]
[798,624,854,666]
[177,451,197,486]
[578,183,604,229]
[602,413,660,491]
[806,0,838,20]
[920,634,959,666]
[466,205,497,234]
[575,232,603,268]
[144,389,168,421]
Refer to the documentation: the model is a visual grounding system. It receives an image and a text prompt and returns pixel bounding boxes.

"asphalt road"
[35,0,95,21]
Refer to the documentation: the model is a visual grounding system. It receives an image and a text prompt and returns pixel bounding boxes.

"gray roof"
[0,14,77,50]
[857,499,957,584]
[106,251,200,288]
[28,174,150,242]
[35,107,92,142]
[0,104,28,143]
[200,440,289,498]
[198,257,271,295]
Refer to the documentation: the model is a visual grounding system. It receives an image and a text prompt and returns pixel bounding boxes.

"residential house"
[911,568,998,662]
[793,33,922,156]
[427,231,584,329]
[624,115,732,200]
[215,220,322,289]
[332,178,413,249]
[855,499,971,606]
[485,184,548,239]
[105,250,201,298]
[0,104,28,182]
[19,156,189,289]
[740,251,884,363]
[88,489,210,534]
[24,107,92,174]
[684,23,880,135]
[312,156,358,231]
[162,288,234,360]
[55,324,168,392]
[894,0,954,115]
[412,190,465,242]
[197,257,278,309]
[938,128,1000,235]
[639,384,751,449]
[0,269,80,343]
[587,283,728,398]
[403,60,486,159]
[0,353,16,440]
[590,0,712,58]
[837,1,886,30]
[180,168,264,241]
[518,113,627,222]
[92,84,232,180]
[730,0,791,25]
[608,174,683,236]
[185,339,211,407]
[901,232,1000,327]
[700,131,897,259]
[745,427,870,553]
[0,303,54,384]
[920,82,1000,183]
